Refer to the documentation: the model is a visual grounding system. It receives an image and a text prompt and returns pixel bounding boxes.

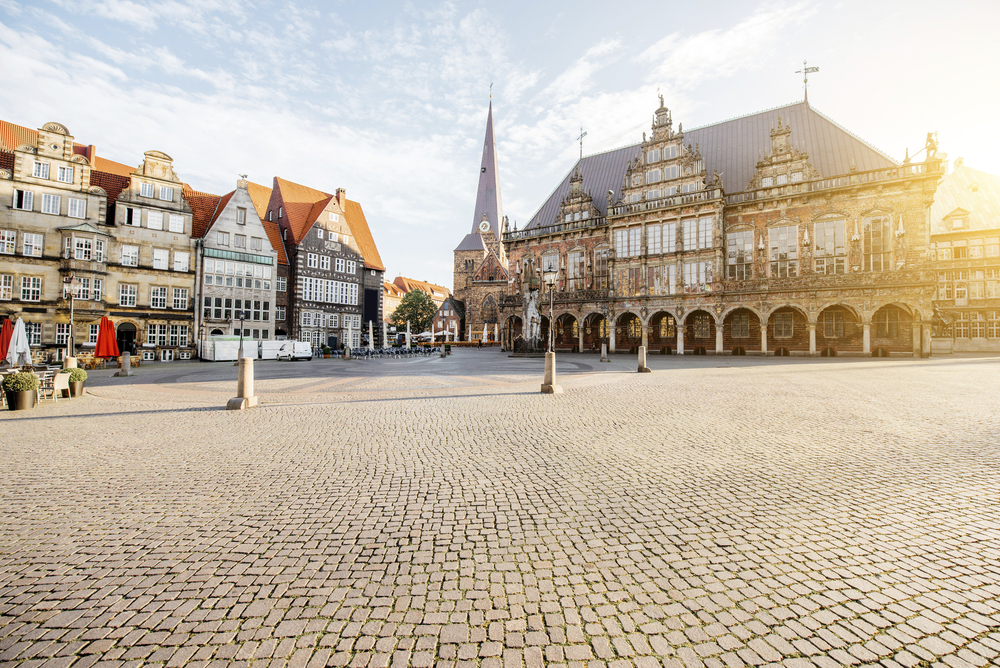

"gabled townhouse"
[185,178,279,351]
[0,120,196,362]
[263,178,384,349]
[431,295,465,342]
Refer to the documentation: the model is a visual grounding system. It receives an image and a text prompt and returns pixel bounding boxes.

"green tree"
[389,289,438,333]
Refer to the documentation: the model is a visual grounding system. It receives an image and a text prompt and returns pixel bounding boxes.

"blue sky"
[1,0,997,288]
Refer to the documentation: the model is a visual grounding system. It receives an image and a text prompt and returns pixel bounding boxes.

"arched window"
[627,316,641,338]
[482,296,498,324]
[874,308,899,338]
[658,315,676,338]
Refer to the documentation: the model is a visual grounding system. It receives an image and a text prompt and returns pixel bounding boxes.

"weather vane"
[795,60,819,104]
[577,127,587,160]
[490,81,493,99]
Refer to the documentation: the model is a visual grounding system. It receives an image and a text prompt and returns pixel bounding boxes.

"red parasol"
[94,316,120,358]
[0,318,11,361]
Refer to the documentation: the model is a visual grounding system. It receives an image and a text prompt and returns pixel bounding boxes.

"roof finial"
[577,127,587,161]
[490,81,493,99]
[795,60,819,104]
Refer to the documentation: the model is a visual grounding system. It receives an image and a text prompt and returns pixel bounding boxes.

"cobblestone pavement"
[2,351,999,668]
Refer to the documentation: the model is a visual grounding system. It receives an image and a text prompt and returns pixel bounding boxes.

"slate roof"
[523,101,898,230]
[454,232,487,252]
[470,103,504,235]
[445,296,465,320]
[929,164,1000,236]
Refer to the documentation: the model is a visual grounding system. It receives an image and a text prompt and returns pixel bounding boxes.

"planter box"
[69,381,84,397]
[5,390,36,411]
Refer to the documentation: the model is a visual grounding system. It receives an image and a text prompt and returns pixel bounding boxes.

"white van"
[276,341,312,361]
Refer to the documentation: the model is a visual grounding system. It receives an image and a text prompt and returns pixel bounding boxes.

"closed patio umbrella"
[94,316,120,358]
[368,321,374,351]
[6,318,31,367]
[482,324,487,342]
[0,318,11,361]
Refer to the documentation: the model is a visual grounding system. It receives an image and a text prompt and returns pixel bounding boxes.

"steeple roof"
[471,102,504,234]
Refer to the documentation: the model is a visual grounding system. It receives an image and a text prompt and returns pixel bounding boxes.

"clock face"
[479,220,490,233]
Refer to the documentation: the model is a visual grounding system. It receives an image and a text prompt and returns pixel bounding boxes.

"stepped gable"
[1,119,134,176]
[524,101,899,230]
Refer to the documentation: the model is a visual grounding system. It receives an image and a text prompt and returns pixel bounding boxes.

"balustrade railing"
[503,216,606,242]
[724,163,935,206]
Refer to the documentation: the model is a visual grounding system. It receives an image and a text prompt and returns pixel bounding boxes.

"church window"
[773,313,793,338]
[726,230,753,280]
[769,225,798,277]
[814,220,846,275]
[863,215,890,271]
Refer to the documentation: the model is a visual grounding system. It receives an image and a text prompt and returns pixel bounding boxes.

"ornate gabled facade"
[452,102,509,342]
[0,120,197,363]
[501,98,943,357]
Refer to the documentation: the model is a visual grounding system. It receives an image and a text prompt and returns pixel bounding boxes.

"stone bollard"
[637,345,652,373]
[64,357,77,370]
[600,343,609,363]
[115,351,132,377]
[541,351,563,394]
[227,357,259,410]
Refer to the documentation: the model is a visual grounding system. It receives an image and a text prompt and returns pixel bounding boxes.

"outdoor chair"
[52,372,70,401]
[36,370,56,402]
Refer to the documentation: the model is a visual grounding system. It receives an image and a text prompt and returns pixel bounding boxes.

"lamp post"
[62,274,78,364]
[541,264,562,394]
[198,323,205,360]
[237,310,248,360]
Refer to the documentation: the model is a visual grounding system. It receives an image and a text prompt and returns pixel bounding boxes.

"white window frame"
[13,190,33,211]
[140,183,154,198]
[0,230,15,254]
[234,234,246,249]
[307,253,318,269]
[119,284,137,307]
[346,260,356,274]
[121,245,139,267]
[0,274,12,300]
[159,186,174,201]
[173,288,188,310]
[68,197,87,219]
[33,162,50,179]
[20,276,42,302]
[57,166,74,183]
[277,277,286,292]
[148,211,163,230]
[152,248,169,270]
[150,286,167,309]
[168,214,184,233]
[237,208,246,225]
[23,233,43,257]
[173,252,189,272]
[41,193,61,215]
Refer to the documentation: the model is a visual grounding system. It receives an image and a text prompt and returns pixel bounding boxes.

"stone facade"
[0,121,196,362]
[452,104,508,342]
[192,179,279,344]
[501,99,943,357]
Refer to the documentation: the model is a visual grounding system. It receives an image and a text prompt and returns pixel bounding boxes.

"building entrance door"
[116,323,137,355]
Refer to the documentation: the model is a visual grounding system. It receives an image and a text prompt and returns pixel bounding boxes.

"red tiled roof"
[261,219,288,266]
[343,199,384,272]
[392,276,448,298]
[89,170,131,212]
[246,181,272,220]
[0,120,135,176]
[273,176,331,244]
[0,150,13,173]
[183,185,223,239]
[383,281,405,297]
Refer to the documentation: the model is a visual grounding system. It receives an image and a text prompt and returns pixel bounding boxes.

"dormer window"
[278,207,283,218]
[953,217,966,229]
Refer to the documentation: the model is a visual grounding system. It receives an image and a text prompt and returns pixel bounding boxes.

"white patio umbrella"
[482,323,488,342]
[382,321,388,348]
[453,322,458,342]
[368,321,374,351]
[494,323,498,343]
[406,321,411,348]
[6,317,31,367]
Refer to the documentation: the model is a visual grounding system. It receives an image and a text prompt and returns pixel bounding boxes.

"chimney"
[336,188,346,206]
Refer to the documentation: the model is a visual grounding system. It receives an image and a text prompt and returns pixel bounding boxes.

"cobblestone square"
[2,351,999,668]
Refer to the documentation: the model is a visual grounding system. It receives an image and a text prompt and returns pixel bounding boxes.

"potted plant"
[322,346,331,359]
[61,368,87,397]
[2,371,39,411]
[444,344,451,355]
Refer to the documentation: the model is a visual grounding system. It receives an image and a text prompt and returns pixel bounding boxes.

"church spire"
[471,102,504,235]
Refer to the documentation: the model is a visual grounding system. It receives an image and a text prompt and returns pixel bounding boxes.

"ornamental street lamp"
[237,310,249,361]
[62,274,78,364]
[543,264,558,352]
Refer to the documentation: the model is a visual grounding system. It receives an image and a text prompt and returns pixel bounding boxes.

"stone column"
[677,323,685,355]
[577,321,584,353]
[862,323,871,356]
[715,321,723,354]
[808,323,817,356]
[760,323,768,355]
[641,323,649,350]
[922,323,932,357]
[609,323,616,354]
[911,323,921,357]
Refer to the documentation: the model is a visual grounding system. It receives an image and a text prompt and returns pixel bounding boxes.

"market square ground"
[1,350,999,668]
